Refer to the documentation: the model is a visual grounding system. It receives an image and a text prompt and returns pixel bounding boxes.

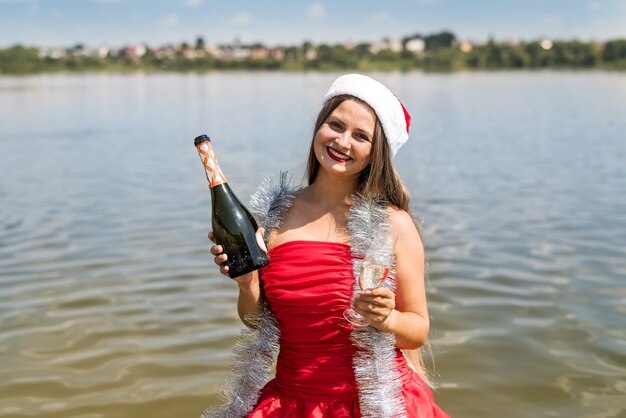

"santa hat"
[322,74,411,157]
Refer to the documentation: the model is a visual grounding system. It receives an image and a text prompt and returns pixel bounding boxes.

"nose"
[335,131,350,149]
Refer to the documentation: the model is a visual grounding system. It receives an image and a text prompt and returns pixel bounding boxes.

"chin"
[320,162,362,179]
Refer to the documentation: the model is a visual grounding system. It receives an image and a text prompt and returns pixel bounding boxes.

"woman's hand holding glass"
[352,287,397,331]
[344,246,395,328]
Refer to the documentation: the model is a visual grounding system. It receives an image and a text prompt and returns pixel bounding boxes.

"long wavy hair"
[306,94,433,386]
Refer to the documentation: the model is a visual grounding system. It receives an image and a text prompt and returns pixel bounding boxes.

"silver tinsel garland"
[348,196,408,418]
[201,306,280,418]
[203,173,408,417]
[201,173,295,418]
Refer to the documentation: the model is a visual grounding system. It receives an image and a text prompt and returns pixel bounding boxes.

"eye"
[328,120,343,131]
[354,132,370,142]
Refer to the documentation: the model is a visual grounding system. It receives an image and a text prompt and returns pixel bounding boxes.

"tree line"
[2,31,626,74]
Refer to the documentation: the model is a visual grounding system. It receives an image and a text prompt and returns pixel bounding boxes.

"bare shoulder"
[387,206,424,254]
[388,206,416,230]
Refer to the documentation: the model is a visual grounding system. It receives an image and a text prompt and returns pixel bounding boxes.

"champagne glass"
[343,250,393,327]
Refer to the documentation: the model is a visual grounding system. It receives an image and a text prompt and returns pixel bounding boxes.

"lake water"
[1,71,625,418]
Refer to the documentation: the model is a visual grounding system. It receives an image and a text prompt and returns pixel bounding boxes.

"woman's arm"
[209,232,264,327]
[352,209,430,349]
[235,273,263,327]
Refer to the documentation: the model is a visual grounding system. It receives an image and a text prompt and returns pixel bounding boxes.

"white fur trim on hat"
[322,74,411,157]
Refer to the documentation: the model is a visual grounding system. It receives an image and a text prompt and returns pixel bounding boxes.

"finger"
[354,305,387,326]
[255,227,268,254]
[214,254,228,266]
[354,301,381,313]
[220,265,230,275]
[367,287,394,298]
[357,294,393,306]
[358,293,385,302]
[210,245,223,255]
[208,231,215,243]
[356,301,394,320]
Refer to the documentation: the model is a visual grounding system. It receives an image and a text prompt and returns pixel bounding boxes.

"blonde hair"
[306,95,434,386]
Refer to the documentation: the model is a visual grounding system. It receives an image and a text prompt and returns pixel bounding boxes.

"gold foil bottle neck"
[196,140,227,188]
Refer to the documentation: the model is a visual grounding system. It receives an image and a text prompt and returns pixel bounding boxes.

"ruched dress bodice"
[248,240,449,418]
[263,240,358,401]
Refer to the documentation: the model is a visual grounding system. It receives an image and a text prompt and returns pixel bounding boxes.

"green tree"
[524,42,552,68]
[424,31,456,50]
[355,43,372,60]
[0,44,42,74]
[602,40,626,61]
[301,41,313,55]
[552,41,598,67]
[423,48,463,71]
[195,36,205,51]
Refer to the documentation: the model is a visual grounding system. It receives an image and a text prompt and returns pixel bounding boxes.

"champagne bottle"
[194,134,269,278]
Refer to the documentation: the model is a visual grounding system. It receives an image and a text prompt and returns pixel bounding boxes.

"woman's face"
[313,99,376,180]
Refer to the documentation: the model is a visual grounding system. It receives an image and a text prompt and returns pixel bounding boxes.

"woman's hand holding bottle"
[195,135,269,278]
[209,228,266,326]
[208,228,265,286]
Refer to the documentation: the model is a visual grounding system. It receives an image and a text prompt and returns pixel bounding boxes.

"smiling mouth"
[326,146,351,162]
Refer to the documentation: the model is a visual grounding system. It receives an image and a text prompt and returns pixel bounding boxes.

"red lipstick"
[326,147,351,163]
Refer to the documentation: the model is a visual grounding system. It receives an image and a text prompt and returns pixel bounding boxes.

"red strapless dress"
[247,240,449,418]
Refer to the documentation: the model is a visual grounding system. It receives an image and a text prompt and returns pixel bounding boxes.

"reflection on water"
[1,72,625,418]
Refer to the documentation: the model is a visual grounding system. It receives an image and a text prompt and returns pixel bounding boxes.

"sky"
[1,0,625,48]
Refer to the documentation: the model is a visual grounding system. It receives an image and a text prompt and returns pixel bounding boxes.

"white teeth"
[328,147,350,160]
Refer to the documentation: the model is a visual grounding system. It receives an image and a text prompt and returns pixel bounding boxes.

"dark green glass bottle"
[194,134,269,278]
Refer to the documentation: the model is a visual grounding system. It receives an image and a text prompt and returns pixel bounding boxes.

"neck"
[309,170,358,207]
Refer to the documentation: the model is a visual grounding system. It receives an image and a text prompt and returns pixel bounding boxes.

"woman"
[206,74,448,418]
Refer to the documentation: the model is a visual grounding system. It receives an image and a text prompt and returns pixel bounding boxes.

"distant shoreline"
[2,34,626,75]
[1,68,625,78]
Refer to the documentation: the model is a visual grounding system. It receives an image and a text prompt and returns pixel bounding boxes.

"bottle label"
[196,141,227,188]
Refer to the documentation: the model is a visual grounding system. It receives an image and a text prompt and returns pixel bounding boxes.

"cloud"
[230,10,251,26]
[184,0,203,8]
[156,13,179,29]
[307,3,326,19]
[88,0,123,3]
